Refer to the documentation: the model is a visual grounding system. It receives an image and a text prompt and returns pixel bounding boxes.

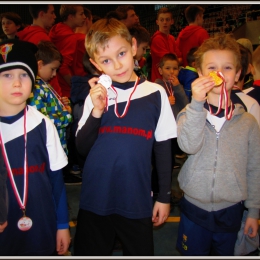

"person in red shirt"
[17,4,56,45]
[16,4,62,96]
[49,4,86,98]
[176,5,209,67]
[150,7,181,82]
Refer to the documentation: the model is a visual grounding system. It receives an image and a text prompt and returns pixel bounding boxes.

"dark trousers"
[74,209,154,256]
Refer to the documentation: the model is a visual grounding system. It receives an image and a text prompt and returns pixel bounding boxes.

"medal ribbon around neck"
[107,77,140,118]
[0,107,28,211]
[207,71,234,120]
[163,80,174,96]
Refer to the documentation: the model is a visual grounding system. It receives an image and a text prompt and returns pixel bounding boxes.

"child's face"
[135,42,148,61]
[91,35,137,83]
[71,6,86,28]
[156,13,173,34]
[38,60,60,82]
[159,60,179,81]
[199,49,241,93]
[43,4,56,29]
[1,17,20,37]
[0,68,32,109]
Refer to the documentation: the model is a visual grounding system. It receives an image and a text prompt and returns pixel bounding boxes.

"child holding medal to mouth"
[176,33,260,256]
[0,39,70,256]
[74,18,177,256]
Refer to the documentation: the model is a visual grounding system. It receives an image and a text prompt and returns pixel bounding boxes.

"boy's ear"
[37,60,44,70]
[235,69,241,82]
[247,63,253,75]
[89,58,102,72]
[158,67,163,75]
[197,68,203,76]
[131,37,137,57]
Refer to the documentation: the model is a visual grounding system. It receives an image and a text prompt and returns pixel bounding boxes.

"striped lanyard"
[105,77,140,118]
[163,80,174,96]
[0,107,28,212]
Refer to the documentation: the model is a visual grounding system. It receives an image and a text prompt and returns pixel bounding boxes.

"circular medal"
[17,216,33,231]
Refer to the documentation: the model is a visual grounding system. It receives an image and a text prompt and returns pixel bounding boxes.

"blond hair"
[194,33,241,72]
[85,18,132,60]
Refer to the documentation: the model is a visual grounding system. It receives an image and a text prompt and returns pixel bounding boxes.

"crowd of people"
[0,3,259,257]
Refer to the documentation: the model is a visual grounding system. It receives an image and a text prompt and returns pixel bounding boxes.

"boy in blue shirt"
[74,18,177,256]
[0,39,70,255]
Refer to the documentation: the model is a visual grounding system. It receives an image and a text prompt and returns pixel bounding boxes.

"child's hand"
[61,97,70,106]
[56,228,71,255]
[168,95,175,105]
[191,73,215,102]
[0,221,7,233]
[169,76,180,86]
[63,105,72,114]
[244,217,259,238]
[88,77,108,118]
[152,201,170,227]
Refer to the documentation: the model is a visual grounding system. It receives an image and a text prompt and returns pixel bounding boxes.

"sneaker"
[175,153,187,159]
[70,164,82,175]
[64,174,82,185]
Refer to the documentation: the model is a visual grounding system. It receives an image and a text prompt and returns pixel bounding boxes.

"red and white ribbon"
[0,107,28,211]
[207,71,234,120]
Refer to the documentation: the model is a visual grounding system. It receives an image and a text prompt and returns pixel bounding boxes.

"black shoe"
[63,174,82,185]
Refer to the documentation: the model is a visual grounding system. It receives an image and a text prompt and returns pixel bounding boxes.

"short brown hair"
[128,25,150,46]
[194,33,241,72]
[158,53,179,68]
[157,7,172,19]
[116,5,135,20]
[185,5,204,24]
[85,18,132,60]
[60,4,83,22]
[0,12,24,32]
[36,40,62,65]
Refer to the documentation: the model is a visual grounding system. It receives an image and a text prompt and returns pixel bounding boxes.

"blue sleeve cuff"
[57,222,70,229]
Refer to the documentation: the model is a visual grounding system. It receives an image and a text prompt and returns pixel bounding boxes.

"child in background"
[154,53,188,196]
[176,33,260,256]
[236,38,254,90]
[0,12,25,41]
[128,24,150,80]
[0,39,70,255]
[230,43,260,126]
[244,45,260,105]
[156,53,188,119]
[150,7,181,82]
[178,47,199,102]
[28,40,72,154]
[27,40,82,185]
[73,18,177,256]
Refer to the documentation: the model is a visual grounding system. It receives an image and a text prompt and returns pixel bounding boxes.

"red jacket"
[16,25,62,96]
[150,31,181,82]
[49,23,85,97]
[176,25,209,67]
[17,25,51,45]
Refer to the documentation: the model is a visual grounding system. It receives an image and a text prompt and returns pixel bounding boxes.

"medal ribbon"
[0,107,28,211]
[163,80,174,96]
[106,77,140,118]
[45,81,65,108]
[207,71,234,120]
